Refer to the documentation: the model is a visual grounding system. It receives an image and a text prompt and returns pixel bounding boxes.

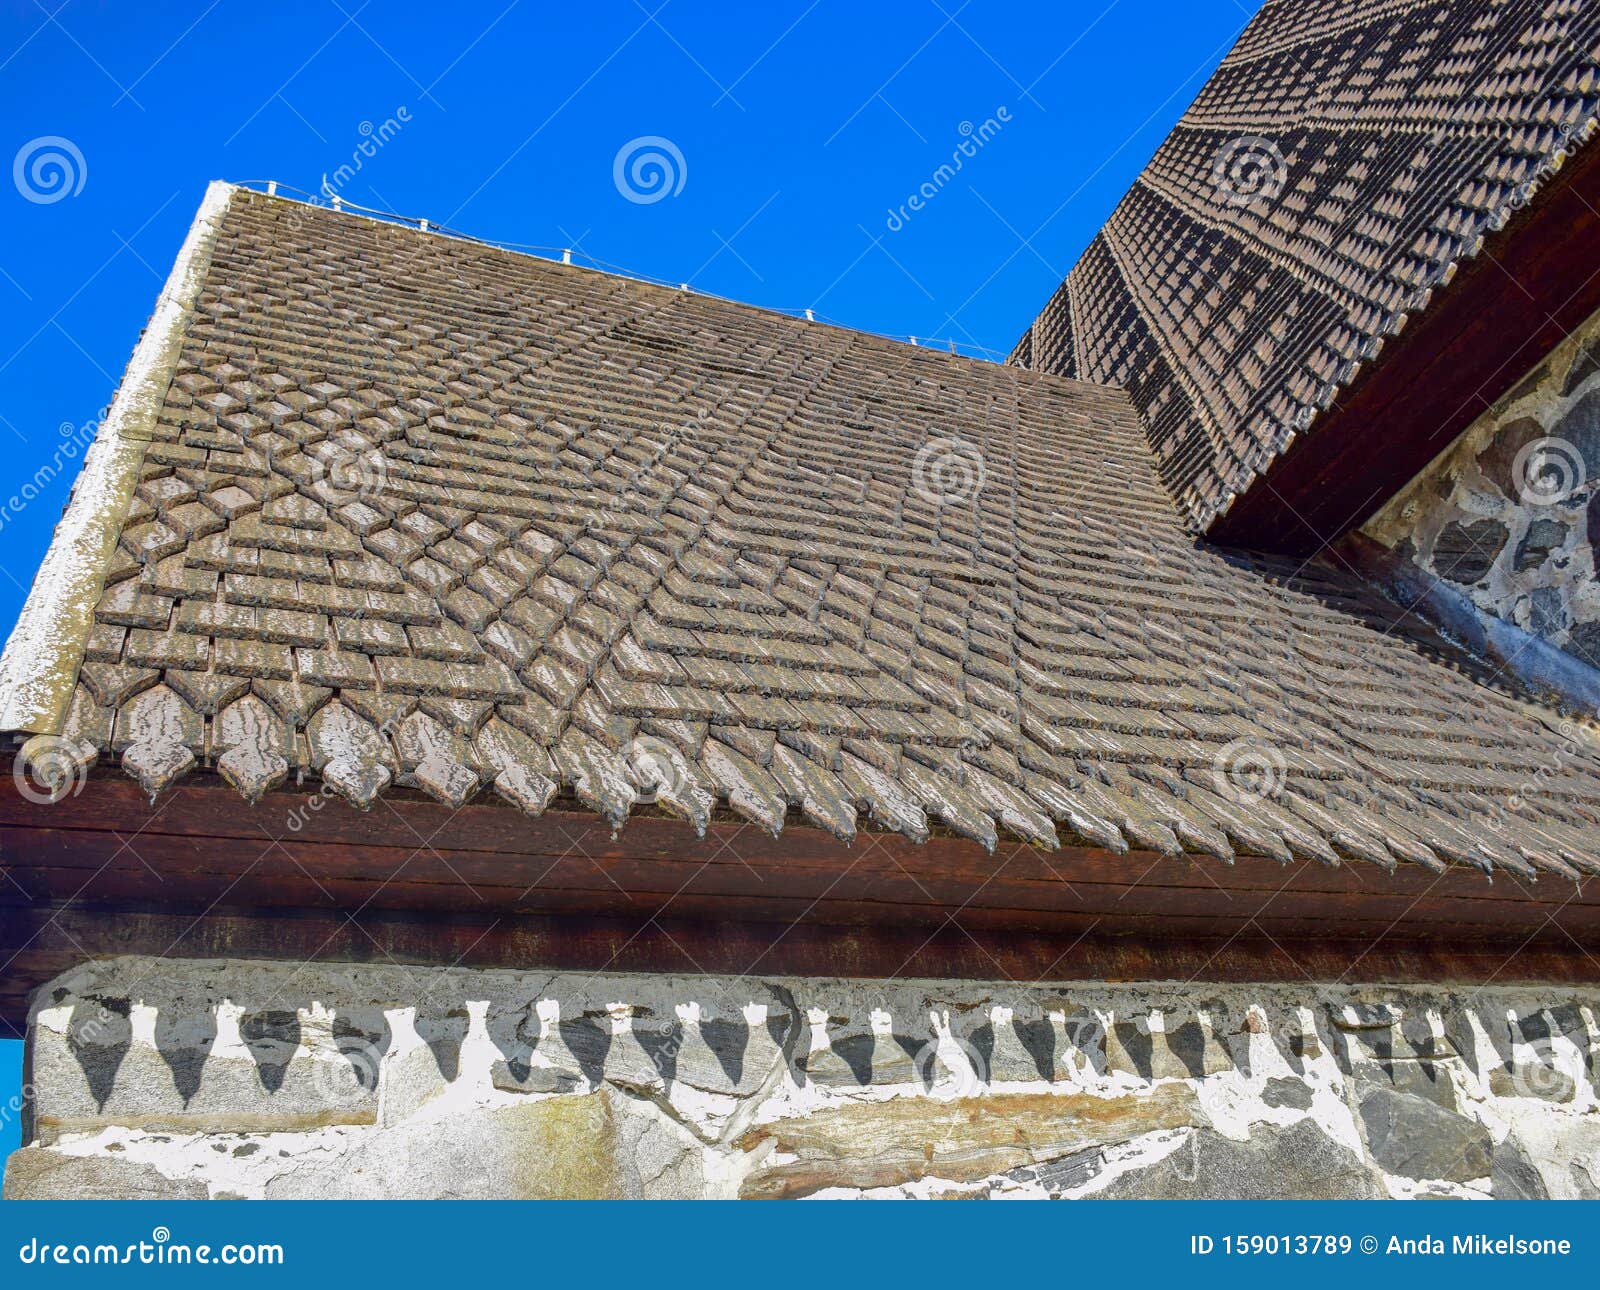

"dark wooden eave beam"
[1,768,1597,1028]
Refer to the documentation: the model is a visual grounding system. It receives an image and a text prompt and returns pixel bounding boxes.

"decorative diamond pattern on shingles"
[58,191,1600,879]
[1011,0,1600,530]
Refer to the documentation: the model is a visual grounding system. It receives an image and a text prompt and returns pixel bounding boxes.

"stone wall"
[1363,305,1600,666]
[4,957,1599,1200]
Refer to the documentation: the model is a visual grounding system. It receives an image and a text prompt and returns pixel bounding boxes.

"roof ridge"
[229,183,1053,381]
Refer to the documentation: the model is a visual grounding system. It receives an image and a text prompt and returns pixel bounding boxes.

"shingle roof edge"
[0,180,235,736]
[1200,111,1600,533]
[1009,97,1600,537]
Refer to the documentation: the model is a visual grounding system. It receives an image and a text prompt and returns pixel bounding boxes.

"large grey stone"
[263,1090,700,1199]
[1475,416,1546,494]
[1504,1119,1600,1199]
[1552,388,1600,482]
[1568,616,1600,667]
[1514,518,1569,571]
[1261,1077,1312,1110]
[1565,342,1600,397]
[1432,519,1509,585]
[1336,1015,1463,1110]
[736,1085,1201,1199]
[1357,1087,1492,1182]
[1488,1061,1577,1104]
[1492,1135,1550,1199]
[1522,586,1568,638]
[1090,1120,1384,1199]
[4,1149,207,1200]
[1023,1148,1102,1196]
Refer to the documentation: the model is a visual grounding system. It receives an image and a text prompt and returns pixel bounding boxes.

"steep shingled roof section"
[1010,0,1600,530]
[9,188,1600,880]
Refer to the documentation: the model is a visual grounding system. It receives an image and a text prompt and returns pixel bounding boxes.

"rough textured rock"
[1261,1076,1313,1110]
[1009,1147,1102,1196]
[1566,341,1600,397]
[1570,617,1600,667]
[1090,1121,1385,1200]
[1492,1136,1550,1199]
[736,1086,1200,1198]
[1489,1063,1577,1103]
[1514,518,1569,571]
[1431,519,1508,584]
[8,958,1600,1200]
[4,1149,207,1200]
[32,1008,381,1141]
[1555,388,1600,475]
[1366,302,1600,666]
[1475,416,1548,492]
[1357,1087,1493,1182]
[1106,1015,1231,1080]
[263,1092,700,1199]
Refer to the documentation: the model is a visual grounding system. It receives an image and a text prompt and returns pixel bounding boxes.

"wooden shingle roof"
[1011,0,1600,534]
[4,187,1600,883]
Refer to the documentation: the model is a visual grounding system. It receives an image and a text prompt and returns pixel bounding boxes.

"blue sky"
[0,0,1258,1166]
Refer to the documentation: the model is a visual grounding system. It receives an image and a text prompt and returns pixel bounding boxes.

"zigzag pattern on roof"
[24,191,1600,881]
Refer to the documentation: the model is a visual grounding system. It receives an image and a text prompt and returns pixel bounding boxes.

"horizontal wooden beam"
[6,901,1600,1036]
[0,765,1580,903]
[1,768,1596,1028]
[3,823,1595,937]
